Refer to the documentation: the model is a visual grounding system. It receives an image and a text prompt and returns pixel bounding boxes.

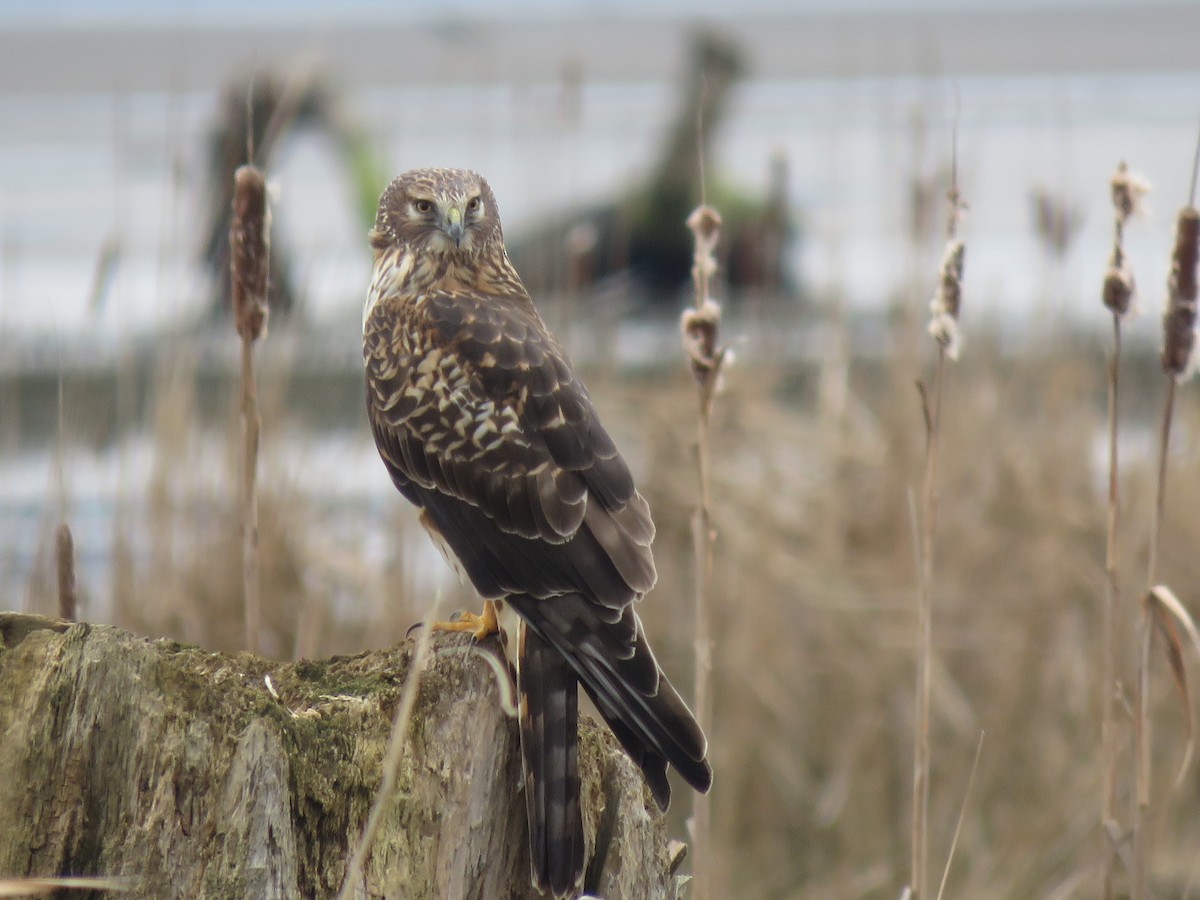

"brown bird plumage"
[363,168,711,897]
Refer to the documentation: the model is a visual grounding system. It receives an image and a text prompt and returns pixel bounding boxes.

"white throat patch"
[363,250,415,331]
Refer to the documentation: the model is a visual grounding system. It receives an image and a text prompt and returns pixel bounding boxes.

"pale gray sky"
[3,0,1190,28]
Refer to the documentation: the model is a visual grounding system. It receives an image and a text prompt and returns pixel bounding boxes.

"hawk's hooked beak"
[442,206,465,246]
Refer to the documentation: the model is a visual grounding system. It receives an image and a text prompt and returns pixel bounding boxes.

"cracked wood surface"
[0,613,676,899]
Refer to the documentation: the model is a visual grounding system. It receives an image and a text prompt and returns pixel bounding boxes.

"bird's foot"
[431,600,500,641]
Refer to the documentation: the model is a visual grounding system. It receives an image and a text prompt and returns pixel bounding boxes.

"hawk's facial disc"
[369,168,501,258]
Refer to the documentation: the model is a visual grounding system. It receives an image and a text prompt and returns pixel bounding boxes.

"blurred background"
[4,0,1200,896]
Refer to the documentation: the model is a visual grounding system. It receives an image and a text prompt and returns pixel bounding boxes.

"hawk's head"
[369,168,502,259]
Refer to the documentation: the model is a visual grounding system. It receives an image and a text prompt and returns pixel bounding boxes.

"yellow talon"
[432,599,500,641]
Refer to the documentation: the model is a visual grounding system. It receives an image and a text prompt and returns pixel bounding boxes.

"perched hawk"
[363,168,712,895]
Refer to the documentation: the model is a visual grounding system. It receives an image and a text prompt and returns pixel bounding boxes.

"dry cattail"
[928,238,965,360]
[1103,249,1136,318]
[1162,206,1200,378]
[682,204,727,390]
[1111,161,1150,223]
[681,299,723,383]
[230,164,271,342]
[687,204,722,289]
[1104,162,1149,317]
[55,522,77,622]
[688,204,722,242]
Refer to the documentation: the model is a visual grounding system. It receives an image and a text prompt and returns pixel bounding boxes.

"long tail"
[518,622,585,897]
[509,593,712,812]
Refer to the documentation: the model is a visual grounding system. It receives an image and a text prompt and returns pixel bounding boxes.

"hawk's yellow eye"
[413,199,433,214]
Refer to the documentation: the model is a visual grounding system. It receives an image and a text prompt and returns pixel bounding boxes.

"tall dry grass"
[10,136,1200,900]
[16,312,1200,898]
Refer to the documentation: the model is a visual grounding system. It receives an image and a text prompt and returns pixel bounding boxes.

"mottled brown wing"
[364,288,655,609]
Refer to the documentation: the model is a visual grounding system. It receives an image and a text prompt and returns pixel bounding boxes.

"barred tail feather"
[518,623,585,897]
[509,593,712,812]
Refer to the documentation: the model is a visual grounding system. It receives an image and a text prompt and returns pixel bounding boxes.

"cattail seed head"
[687,204,722,245]
[928,239,965,359]
[683,204,728,394]
[1111,161,1150,223]
[1103,255,1136,317]
[230,164,271,342]
[1102,162,1147,318]
[687,204,722,289]
[682,299,722,376]
[1162,206,1200,378]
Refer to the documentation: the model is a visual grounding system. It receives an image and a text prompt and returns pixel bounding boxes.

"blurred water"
[2,70,1199,339]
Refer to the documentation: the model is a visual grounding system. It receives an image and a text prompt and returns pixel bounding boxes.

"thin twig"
[1101,313,1122,900]
[912,349,944,900]
[239,337,262,653]
[935,730,985,900]
[689,436,715,900]
[0,875,134,895]
[337,596,440,900]
[55,522,77,622]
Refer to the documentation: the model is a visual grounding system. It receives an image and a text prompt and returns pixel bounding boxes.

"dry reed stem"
[1133,589,1154,900]
[0,876,132,896]
[1100,314,1122,900]
[1134,372,1177,900]
[229,163,270,654]
[911,351,942,900]
[682,200,729,900]
[935,730,985,900]
[912,141,966,900]
[55,522,77,622]
[336,595,440,900]
[1135,157,1200,899]
[238,337,262,654]
[1100,160,1144,900]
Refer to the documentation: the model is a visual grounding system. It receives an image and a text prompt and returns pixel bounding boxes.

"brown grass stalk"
[1134,148,1199,899]
[0,876,132,896]
[911,351,942,900]
[912,141,966,900]
[229,163,271,654]
[682,200,728,899]
[1100,160,1144,899]
[1100,311,1121,900]
[935,730,985,900]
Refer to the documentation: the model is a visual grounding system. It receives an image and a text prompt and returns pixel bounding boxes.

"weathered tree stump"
[0,613,678,898]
